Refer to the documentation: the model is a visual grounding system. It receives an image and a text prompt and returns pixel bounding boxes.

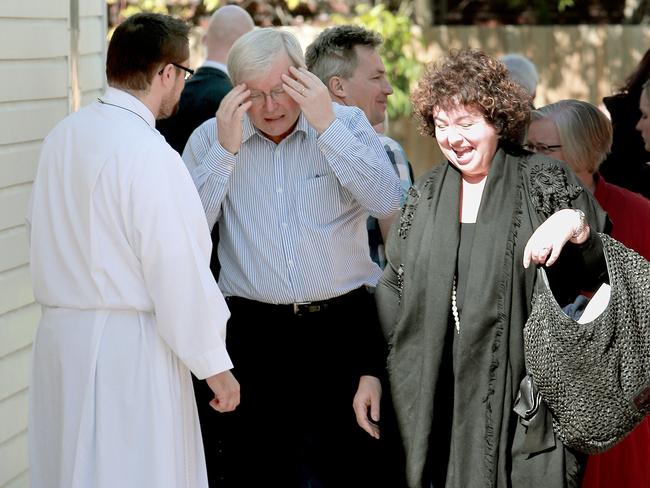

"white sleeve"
[130,141,233,379]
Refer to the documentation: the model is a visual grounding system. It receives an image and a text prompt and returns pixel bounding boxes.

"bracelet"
[571,209,586,239]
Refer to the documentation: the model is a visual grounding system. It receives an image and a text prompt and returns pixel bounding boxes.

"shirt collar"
[241,111,312,144]
[99,87,156,129]
[201,60,228,75]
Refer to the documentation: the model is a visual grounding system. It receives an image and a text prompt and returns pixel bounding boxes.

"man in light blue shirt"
[305,25,415,271]
[183,28,401,487]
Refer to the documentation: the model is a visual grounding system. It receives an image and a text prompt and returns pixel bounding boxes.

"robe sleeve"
[129,140,233,379]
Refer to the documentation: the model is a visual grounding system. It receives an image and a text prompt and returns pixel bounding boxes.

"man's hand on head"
[282,67,335,134]
[216,83,251,155]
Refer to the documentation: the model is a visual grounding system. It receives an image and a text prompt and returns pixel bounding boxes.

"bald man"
[157,5,254,154]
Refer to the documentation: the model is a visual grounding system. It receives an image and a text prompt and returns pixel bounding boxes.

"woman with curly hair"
[376,49,609,487]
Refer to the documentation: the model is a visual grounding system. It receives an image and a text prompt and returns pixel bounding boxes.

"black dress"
[426,223,476,487]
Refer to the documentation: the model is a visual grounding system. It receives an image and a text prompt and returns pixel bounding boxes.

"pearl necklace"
[451,276,460,334]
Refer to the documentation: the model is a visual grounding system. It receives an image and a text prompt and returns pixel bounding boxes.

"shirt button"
[282,222,288,228]
[277,187,283,193]
[288,260,294,267]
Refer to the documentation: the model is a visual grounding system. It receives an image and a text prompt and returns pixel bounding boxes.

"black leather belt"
[226,288,367,316]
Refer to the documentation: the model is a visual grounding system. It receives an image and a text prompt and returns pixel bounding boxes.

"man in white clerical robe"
[26,13,239,488]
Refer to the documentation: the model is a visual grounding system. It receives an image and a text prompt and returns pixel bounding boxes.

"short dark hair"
[305,25,382,84]
[412,48,531,145]
[106,13,190,91]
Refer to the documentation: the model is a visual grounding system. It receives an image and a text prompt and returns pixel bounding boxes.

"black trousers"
[194,287,406,488]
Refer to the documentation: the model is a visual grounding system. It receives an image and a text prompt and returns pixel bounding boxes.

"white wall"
[0,1,105,486]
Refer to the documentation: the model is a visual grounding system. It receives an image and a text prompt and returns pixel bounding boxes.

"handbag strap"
[534,266,551,297]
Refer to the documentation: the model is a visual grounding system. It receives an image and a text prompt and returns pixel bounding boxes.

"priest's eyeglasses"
[171,63,194,80]
[523,142,562,154]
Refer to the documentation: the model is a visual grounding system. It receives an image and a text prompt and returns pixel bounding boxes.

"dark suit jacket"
[157,66,232,155]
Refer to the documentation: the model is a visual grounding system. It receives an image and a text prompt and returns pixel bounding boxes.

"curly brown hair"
[412,48,531,145]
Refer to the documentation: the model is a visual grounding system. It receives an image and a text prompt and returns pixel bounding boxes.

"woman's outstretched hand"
[523,208,590,268]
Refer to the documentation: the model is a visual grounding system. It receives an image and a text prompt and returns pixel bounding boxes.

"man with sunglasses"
[183,27,401,487]
[28,13,239,488]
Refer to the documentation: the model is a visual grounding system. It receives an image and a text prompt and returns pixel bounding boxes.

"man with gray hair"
[306,24,414,269]
[183,27,401,487]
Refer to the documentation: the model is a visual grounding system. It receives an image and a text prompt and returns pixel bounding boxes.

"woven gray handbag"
[523,233,650,454]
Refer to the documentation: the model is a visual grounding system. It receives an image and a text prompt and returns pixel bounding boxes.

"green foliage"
[496,0,577,24]
[203,0,221,11]
[286,0,301,11]
[110,0,169,17]
[333,3,422,119]
[107,0,203,26]
[557,0,575,12]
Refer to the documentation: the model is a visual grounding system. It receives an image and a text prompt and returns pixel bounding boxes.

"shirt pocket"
[297,172,344,227]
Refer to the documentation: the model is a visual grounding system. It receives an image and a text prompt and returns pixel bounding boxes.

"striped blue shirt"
[368,135,414,268]
[182,103,401,303]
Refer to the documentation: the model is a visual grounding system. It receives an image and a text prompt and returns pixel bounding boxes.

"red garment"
[594,174,650,260]
[581,174,650,488]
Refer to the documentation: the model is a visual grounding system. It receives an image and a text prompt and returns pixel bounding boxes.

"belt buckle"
[293,301,327,316]
[293,301,311,316]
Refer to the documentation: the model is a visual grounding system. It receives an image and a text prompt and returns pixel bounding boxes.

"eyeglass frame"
[158,62,194,80]
[523,142,563,154]
[171,62,194,80]
[248,86,287,106]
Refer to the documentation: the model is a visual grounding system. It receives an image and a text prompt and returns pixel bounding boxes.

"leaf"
[558,0,575,12]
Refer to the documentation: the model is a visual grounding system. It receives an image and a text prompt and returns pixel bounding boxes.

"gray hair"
[500,53,539,98]
[305,25,382,84]
[227,28,305,85]
[531,99,612,174]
